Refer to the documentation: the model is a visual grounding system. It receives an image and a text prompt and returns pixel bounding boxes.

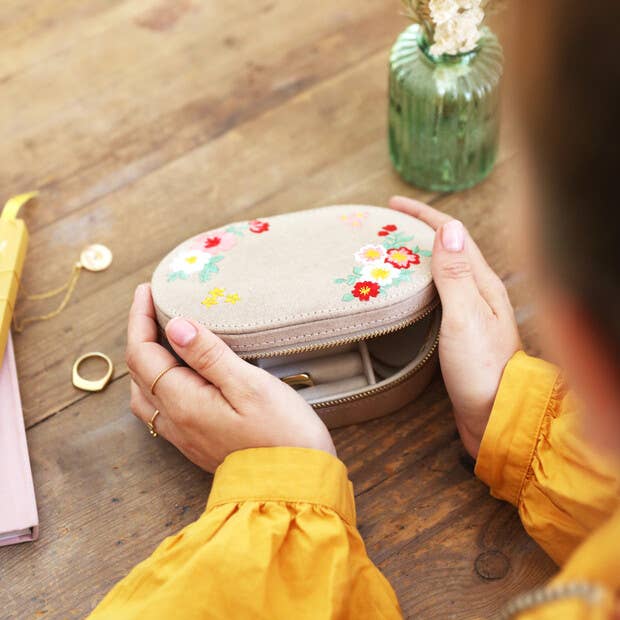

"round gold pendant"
[80,244,113,272]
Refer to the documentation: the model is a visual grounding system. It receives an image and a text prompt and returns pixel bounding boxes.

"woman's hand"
[390,196,522,458]
[125,284,336,473]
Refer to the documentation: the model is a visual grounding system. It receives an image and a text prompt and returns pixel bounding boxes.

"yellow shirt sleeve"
[88,447,402,620]
[475,351,620,566]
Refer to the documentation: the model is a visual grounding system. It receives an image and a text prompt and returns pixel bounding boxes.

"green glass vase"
[388,24,503,191]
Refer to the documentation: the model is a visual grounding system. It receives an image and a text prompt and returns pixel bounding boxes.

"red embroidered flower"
[249,219,269,233]
[203,235,223,249]
[352,280,381,301]
[378,224,397,236]
[385,247,420,269]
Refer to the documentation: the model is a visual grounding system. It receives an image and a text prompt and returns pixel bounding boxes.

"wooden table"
[0,1,557,618]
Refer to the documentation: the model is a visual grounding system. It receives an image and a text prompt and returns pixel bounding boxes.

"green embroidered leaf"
[347,275,358,285]
[334,278,348,284]
[211,255,225,263]
[226,225,245,237]
[419,250,433,257]
[199,264,220,282]
[341,293,355,302]
[413,245,420,253]
[167,271,188,282]
[352,266,363,276]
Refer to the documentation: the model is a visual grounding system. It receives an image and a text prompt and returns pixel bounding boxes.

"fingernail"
[134,283,148,300]
[167,318,197,346]
[442,220,465,252]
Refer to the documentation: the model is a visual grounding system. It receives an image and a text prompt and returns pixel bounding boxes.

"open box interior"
[253,312,438,404]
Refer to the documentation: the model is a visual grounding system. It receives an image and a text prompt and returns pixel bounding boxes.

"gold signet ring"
[72,352,114,392]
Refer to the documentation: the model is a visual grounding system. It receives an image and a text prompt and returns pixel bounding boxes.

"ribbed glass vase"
[388,24,503,191]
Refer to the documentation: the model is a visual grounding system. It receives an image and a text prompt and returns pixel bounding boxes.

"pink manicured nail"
[442,220,465,252]
[167,318,197,346]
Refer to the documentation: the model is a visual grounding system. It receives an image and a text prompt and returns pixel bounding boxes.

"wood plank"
[1,0,405,229]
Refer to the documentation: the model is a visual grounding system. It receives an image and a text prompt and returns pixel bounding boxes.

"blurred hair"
[514,0,620,360]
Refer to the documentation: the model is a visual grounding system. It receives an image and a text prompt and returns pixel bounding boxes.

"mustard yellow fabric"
[89,352,619,619]
[88,447,401,619]
[476,351,620,618]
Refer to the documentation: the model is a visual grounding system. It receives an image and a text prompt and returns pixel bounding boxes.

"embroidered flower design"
[202,288,240,308]
[378,224,397,237]
[361,262,398,285]
[168,250,224,282]
[351,281,381,301]
[340,211,369,228]
[354,244,387,264]
[385,246,420,269]
[335,226,432,302]
[169,219,269,284]
[170,250,212,275]
[249,219,269,234]
[193,230,237,254]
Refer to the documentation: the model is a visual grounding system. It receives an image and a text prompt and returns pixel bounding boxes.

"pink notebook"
[0,333,39,545]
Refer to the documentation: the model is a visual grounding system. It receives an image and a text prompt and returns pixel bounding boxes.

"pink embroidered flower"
[340,211,369,228]
[192,230,237,254]
[249,219,269,234]
[354,244,387,264]
[385,247,420,269]
[352,281,381,301]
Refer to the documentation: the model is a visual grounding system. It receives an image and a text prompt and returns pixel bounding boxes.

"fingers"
[431,220,487,317]
[165,317,265,398]
[389,195,452,230]
[127,283,159,345]
[126,284,206,406]
[130,380,173,439]
[389,197,511,316]
[462,231,512,315]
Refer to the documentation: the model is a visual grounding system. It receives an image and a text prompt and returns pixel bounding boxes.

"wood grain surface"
[0,1,556,618]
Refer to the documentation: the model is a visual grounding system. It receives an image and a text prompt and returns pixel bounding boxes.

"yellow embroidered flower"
[224,293,240,304]
[209,287,225,297]
[201,296,219,308]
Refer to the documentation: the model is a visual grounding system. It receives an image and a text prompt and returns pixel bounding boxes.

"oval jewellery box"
[151,205,441,429]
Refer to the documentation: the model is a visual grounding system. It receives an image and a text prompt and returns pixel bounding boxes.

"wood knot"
[474,550,510,580]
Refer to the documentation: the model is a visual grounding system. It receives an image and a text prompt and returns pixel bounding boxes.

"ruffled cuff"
[206,447,356,526]
[475,351,562,507]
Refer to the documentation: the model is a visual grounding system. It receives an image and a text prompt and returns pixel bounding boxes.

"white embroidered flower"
[354,244,388,265]
[429,0,483,56]
[170,250,213,274]
[361,262,398,285]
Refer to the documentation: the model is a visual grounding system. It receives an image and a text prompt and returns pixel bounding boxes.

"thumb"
[431,220,483,313]
[165,317,261,396]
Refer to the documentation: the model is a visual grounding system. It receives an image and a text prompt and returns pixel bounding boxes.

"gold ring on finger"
[147,409,161,438]
[150,363,179,396]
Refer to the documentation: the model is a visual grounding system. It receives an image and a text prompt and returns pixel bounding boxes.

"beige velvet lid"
[151,205,438,357]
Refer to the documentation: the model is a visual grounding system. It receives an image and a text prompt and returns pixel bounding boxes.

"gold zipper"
[313,325,440,409]
[240,298,440,361]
